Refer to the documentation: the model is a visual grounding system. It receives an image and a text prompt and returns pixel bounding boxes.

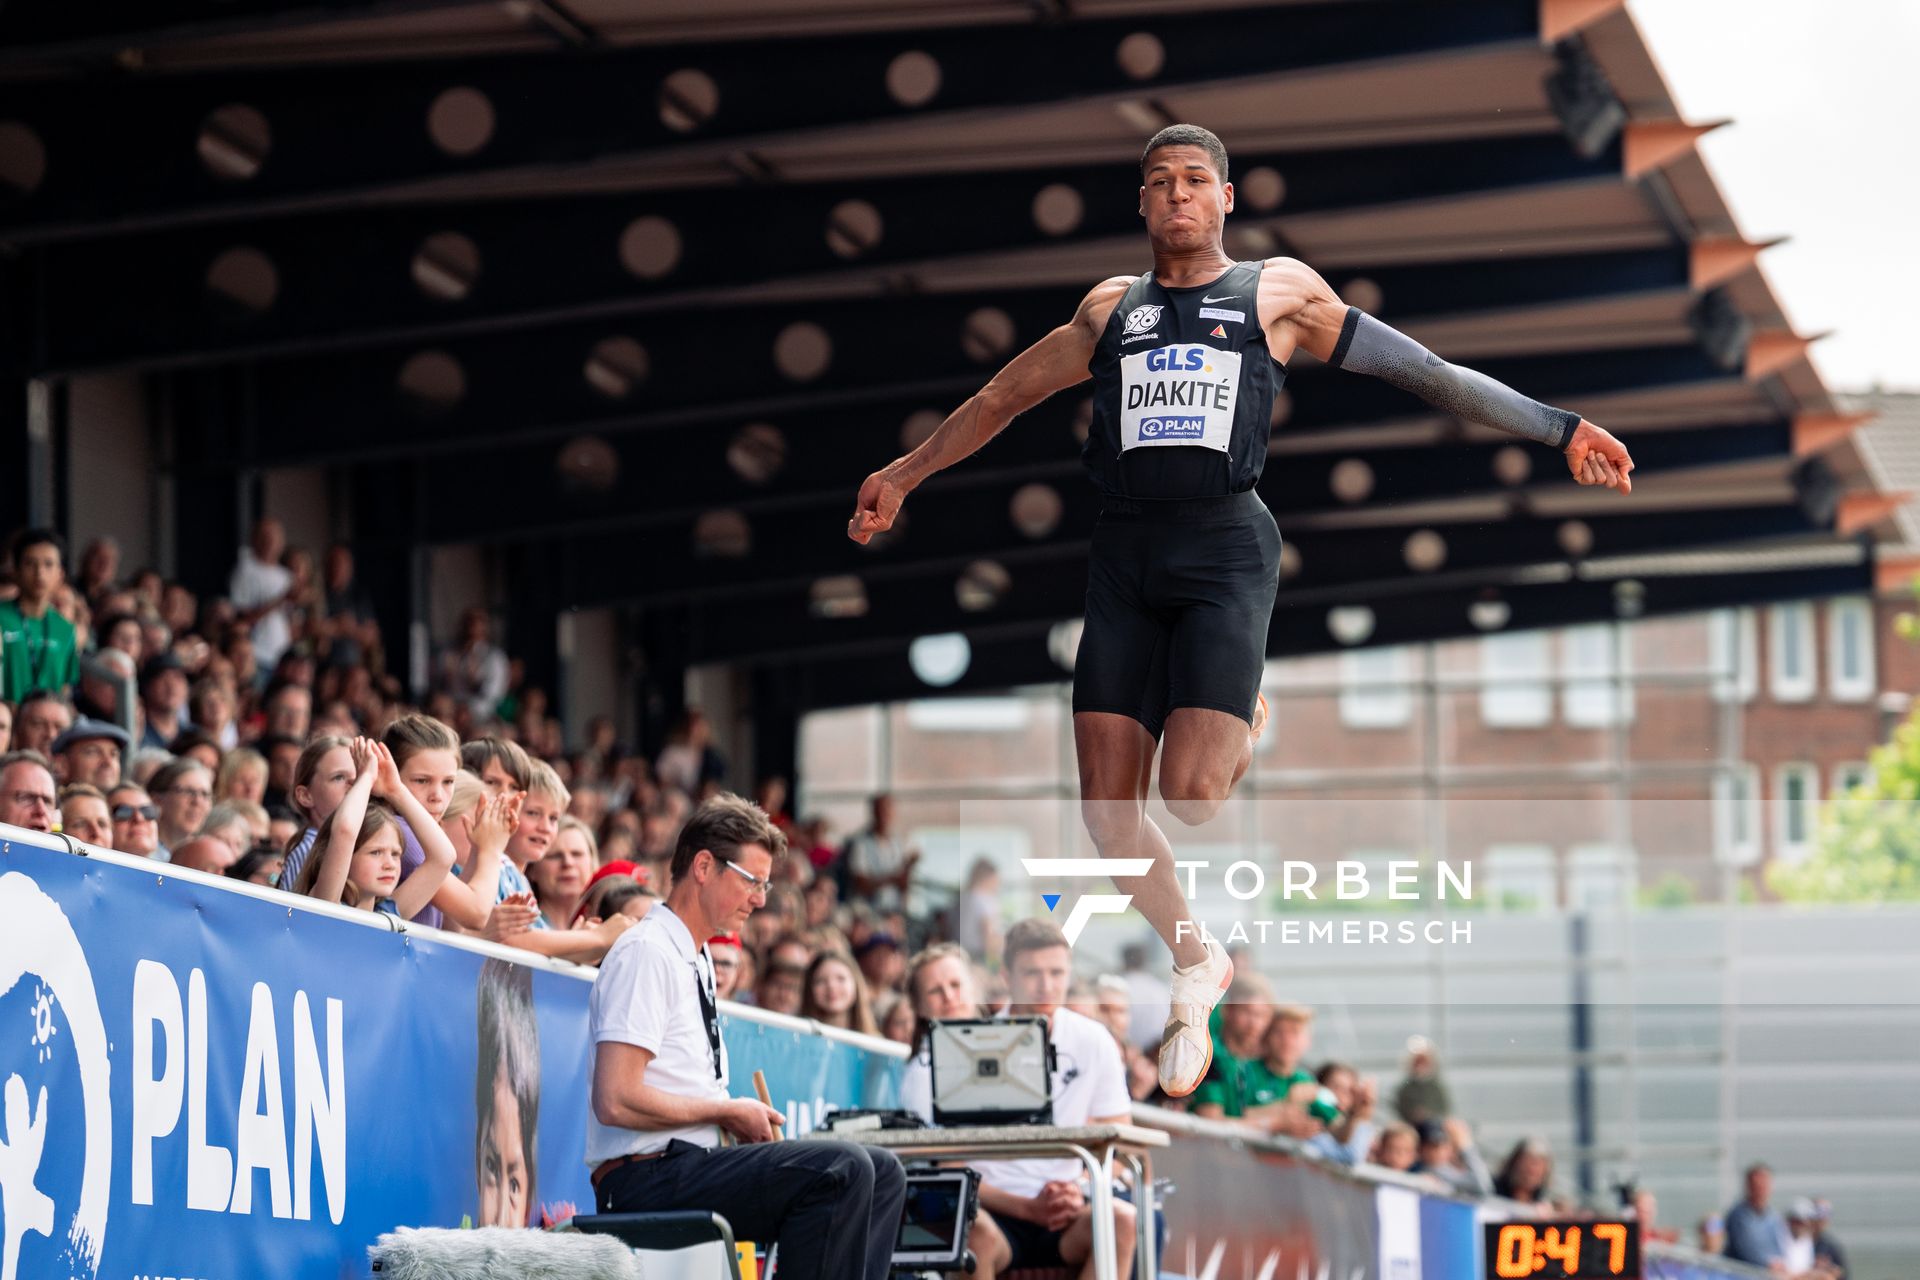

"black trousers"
[596,1138,907,1280]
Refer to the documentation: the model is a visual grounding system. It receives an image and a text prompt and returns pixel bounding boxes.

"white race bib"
[1119,344,1240,452]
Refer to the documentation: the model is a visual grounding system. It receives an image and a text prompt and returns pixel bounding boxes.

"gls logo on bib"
[1119,344,1240,452]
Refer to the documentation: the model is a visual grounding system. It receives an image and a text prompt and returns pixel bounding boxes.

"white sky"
[1628,0,1920,392]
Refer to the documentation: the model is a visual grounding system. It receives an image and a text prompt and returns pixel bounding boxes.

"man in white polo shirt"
[900,919,1135,1280]
[588,793,907,1280]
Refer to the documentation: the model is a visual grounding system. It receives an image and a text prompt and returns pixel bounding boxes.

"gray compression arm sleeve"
[1327,307,1580,450]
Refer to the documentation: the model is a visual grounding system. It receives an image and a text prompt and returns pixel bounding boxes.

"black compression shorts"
[1071,489,1281,740]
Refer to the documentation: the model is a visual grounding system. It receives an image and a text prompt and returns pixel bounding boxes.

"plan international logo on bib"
[1138,415,1206,440]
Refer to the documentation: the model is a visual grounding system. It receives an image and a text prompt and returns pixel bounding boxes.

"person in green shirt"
[0,530,81,702]
[1188,971,1275,1117]
[1195,1000,1322,1137]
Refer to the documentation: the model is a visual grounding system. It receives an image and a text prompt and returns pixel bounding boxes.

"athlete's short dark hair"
[1141,124,1229,181]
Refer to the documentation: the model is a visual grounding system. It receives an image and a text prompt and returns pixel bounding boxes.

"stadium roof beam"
[0,1,1553,241]
[11,135,1646,374]
[763,554,1874,708]
[177,277,1750,466]
[409,411,1808,548]
[562,484,1842,620]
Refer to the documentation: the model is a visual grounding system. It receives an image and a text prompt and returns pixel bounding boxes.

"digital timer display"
[1482,1220,1641,1279]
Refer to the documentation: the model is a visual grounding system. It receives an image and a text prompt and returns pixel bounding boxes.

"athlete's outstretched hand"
[1565,420,1634,494]
[848,467,908,544]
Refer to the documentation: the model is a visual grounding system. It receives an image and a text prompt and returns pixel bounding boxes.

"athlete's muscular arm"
[1260,258,1635,494]
[848,276,1133,543]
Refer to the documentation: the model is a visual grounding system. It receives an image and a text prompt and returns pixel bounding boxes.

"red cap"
[587,860,645,888]
[707,932,742,948]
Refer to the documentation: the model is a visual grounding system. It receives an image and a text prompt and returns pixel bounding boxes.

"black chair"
[569,1211,745,1280]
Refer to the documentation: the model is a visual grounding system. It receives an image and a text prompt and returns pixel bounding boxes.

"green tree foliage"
[1770,715,1920,902]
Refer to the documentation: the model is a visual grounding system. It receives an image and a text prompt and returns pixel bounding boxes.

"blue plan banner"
[0,836,903,1280]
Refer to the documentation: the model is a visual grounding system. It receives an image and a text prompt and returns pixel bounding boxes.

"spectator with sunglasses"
[107,783,161,858]
[588,793,907,1280]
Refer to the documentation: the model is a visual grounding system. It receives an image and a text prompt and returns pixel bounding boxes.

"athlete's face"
[1139,146,1233,249]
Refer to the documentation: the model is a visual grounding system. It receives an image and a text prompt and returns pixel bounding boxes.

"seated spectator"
[1697,1215,1726,1255]
[0,750,59,833]
[842,792,914,912]
[874,990,915,1046]
[138,653,194,750]
[1629,1185,1680,1246]
[0,698,11,751]
[654,706,726,794]
[58,783,112,846]
[296,739,452,917]
[1093,975,1132,1047]
[226,844,285,887]
[216,748,268,806]
[462,734,533,795]
[77,536,119,603]
[1305,1062,1378,1166]
[1370,1123,1419,1172]
[528,815,599,930]
[900,920,1134,1280]
[107,782,161,858]
[1811,1199,1847,1279]
[1723,1164,1789,1269]
[897,942,1014,1280]
[149,757,213,858]
[172,835,238,875]
[706,932,743,999]
[189,678,238,751]
[0,530,81,702]
[169,730,223,775]
[570,875,656,932]
[14,689,72,758]
[440,607,509,721]
[1065,978,1100,1023]
[1118,942,1172,1053]
[754,959,806,1016]
[855,931,906,996]
[1188,972,1275,1120]
[95,612,142,662]
[1412,1118,1493,1196]
[53,718,127,790]
[278,735,355,889]
[486,760,631,963]
[586,794,905,1280]
[955,856,1003,964]
[1394,1035,1452,1127]
[75,646,136,724]
[1783,1199,1821,1277]
[126,747,172,789]
[384,713,495,931]
[1493,1137,1555,1207]
[266,803,300,851]
[263,680,312,742]
[320,543,377,671]
[230,517,294,677]
[198,803,257,858]
[259,733,303,810]
[802,950,881,1037]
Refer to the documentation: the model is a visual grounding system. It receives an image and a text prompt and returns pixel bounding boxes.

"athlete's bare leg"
[1157,704,1262,826]
[1073,711,1207,967]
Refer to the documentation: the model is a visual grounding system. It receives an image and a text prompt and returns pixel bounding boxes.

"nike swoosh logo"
[1201,294,1241,303]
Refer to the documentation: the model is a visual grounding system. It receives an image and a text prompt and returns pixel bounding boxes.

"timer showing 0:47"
[1483,1220,1641,1280]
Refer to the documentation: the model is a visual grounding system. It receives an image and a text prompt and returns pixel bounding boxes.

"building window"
[1562,623,1634,728]
[1710,608,1757,703]
[1339,646,1413,729]
[1826,597,1874,702]
[904,696,1032,732]
[1480,631,1552,728]
[1483,844,1556,913]
[1773,763,1819,863]
[1713,764,1761,866]
[1769,603,1816,702]
[1832,762,1872,796]
[1567,844,1634,912]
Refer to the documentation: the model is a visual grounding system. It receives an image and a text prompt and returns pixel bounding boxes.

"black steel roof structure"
[0,0,1893,763]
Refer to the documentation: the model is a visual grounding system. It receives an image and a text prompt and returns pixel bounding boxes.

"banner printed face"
[0,842,900,1280]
